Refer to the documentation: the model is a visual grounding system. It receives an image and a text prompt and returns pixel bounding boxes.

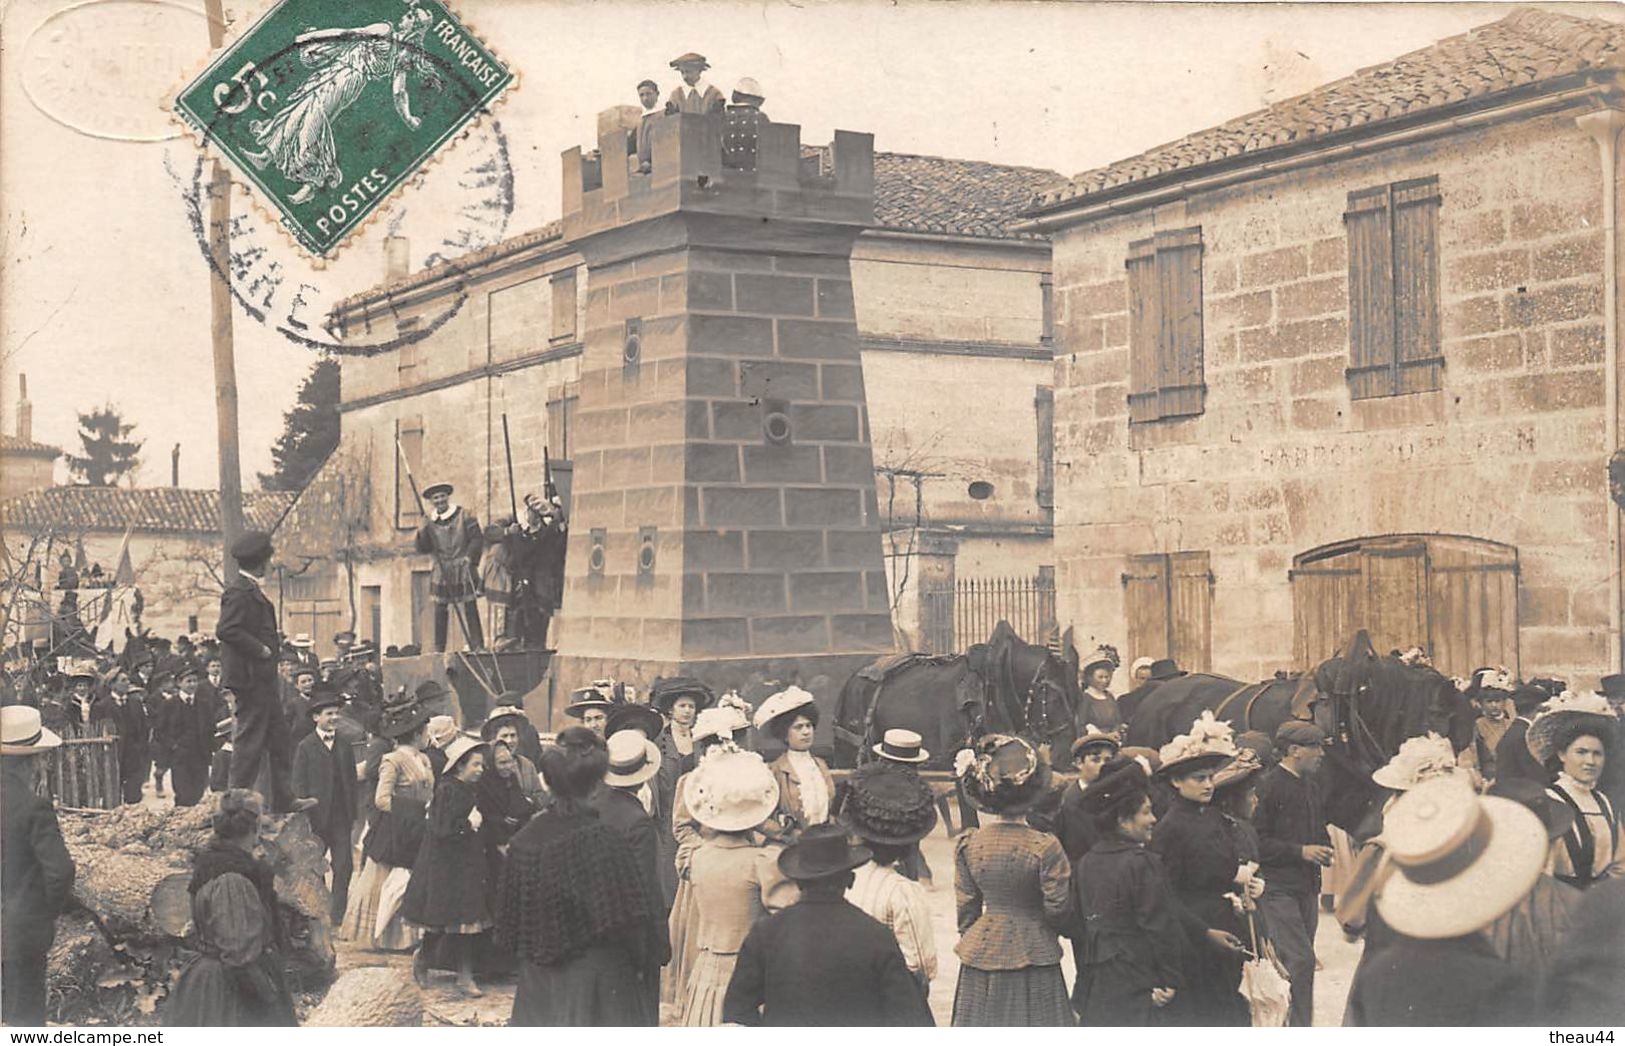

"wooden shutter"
[1391,178,1443,395]
[1126,239,1159,424]
[1123,554,1171,660]
[550,269,578,343]
[1034,386,1055,511]
[1040,272,1055,348]
[1169,551,1213,671]
[396,416,424,528]
[1426,536,1519,677]
[1156,228,1206,420]
[1361,538,1429,656]
[1345,188,1395,400]
[1291,543,1364,667]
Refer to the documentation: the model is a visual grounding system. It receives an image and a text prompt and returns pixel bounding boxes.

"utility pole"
[204,0,244,583]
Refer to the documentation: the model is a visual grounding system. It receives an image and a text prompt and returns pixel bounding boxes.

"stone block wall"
[1051,110,1617,685]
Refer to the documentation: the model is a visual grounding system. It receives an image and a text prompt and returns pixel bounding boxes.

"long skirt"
[165,953,297,1027]
[660,876,701,1008]
[511,946,658,1027]
[952,964,1073,1027]
[340,859,420,951]
[678,949,738,1027]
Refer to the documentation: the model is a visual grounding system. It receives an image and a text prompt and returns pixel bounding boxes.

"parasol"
[1238,909,1292,1027]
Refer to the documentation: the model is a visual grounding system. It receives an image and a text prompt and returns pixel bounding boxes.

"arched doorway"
[1289,534,1518,676]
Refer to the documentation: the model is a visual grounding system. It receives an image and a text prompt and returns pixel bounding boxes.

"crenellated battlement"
[561,109,874,240]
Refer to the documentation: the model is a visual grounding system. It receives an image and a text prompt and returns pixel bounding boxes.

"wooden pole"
[204,0,244,583]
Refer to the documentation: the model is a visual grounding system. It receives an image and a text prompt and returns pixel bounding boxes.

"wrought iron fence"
[919,573,1057,654]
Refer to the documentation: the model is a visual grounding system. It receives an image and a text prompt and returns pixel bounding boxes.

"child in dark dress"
[403,734,492,996]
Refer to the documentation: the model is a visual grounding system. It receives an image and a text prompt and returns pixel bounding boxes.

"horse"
[1123,631,1476,833]
[831,620,1082,771]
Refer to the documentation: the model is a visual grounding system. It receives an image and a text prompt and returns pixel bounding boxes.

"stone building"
[1,487,294,640]
[1026,9,1624,686]
[288,146,1063,664]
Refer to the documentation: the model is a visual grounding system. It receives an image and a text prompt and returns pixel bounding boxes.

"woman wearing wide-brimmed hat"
[341,694,433,952]
[1,706,75,1026]
[950,734,1074,1026]
[652,678,714,903]
[1344,777,1548,1025]
[677,746,797,1025]
[403,734,494,995]
[663,694,753,1010]
[499,727,669,1026]
[1528,691,1623,889]
[1076,646,1125,738]
[843,764,940,997]
[1481,778,1582,969]
[755,686,835,842]
[1147,712,1253,1026]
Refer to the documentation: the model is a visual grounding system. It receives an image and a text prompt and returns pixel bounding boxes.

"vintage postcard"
[2,0,1622,1033]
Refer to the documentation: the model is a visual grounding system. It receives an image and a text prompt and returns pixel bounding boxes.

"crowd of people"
[3,528,1624,1028]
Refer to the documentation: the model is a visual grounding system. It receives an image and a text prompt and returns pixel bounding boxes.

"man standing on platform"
[218,530,311,816]
[414,482,485,652]
[1252,719,1333,1027]
[665,53,724,114]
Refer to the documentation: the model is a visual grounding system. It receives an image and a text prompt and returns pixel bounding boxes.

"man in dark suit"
[723,824,933,1027]
[219,530,307,814]
[591,729,670,1014]
[291,687,359,924]
[1494,684,1553,788]
[92,670,151,805]
[162,661,218,807]
[2,707,76,1026]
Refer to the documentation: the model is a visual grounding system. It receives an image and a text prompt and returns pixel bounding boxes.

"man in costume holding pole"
[414,482,486,653]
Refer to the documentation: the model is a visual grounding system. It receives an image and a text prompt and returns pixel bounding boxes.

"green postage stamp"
[175,0,513,257]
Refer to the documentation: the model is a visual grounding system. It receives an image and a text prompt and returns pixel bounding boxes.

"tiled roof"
[872,152,1067,241]
[0,433,62,456]
[1032,8,1625,214]
[0,487,296,535]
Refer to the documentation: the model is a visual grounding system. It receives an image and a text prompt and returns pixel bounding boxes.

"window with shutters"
[550,269,578,344]
[1034,385,1055,513]
[1345,177,1443,399]
[1290,534,1517,676]
[395,416,425,529]
[1126,227,1205,424]
[1122,551,1213,671]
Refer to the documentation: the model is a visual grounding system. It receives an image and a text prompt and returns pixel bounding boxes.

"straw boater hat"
[605,729,662,788]
[1527,690,1618,765]
[1371,732,1460,791]
[842,764,938,844]
[1,705,63,755]
[873,728,929,764]
[685,746,779,832]
[482,705,527,741]
[290,633,314,650]
[956,734,1051,814]
[650,676,716,713]
[779,822,873,880]
[752,685,817,732]
[1069,724,1120,762]
[1373,776,1547,939]
[439,734,489,777]
[1156,710,1239,777]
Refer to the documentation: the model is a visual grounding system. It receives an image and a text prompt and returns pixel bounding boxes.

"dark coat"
[92,693,151,775]
[723,894,934,1027]
[1052,781,1101,864]
[1,763,76,964]
[403,777,489,931]
[157,692,219,772]
[216,577,279,696]
[1539,874,1625,1025]
[1150,798,1248,1026]
[1072,840,1192,1026]
[1494,718,1550,788]
[1344,933,1535,1026]
[1251,764,1329,897]
[290,732,357,841]
[590,786,666,930]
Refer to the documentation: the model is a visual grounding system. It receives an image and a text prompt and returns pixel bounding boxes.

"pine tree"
[260,356,340,491]
[66,405,143,486]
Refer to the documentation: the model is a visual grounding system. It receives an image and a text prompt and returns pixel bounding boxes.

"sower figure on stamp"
[415,482,486,652]
[218,530,312,816]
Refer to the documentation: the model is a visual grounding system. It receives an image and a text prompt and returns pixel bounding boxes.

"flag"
[113,527,135,586]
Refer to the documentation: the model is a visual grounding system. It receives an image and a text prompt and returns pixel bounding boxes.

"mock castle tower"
[549,104,896,733]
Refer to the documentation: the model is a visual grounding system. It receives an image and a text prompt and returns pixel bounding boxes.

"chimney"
[172,443,181,487]
[16,374,31,442]
[385,236,410,281]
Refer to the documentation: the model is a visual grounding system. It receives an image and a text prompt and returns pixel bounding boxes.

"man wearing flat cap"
[217,530,311,815]
[1251,719,1332,1027]
[666,53,724,115]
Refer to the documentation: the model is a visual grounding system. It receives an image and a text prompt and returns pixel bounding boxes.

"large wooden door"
[1123,551,1213,671]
